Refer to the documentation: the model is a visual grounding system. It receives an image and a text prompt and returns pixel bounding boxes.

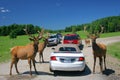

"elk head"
[88,31,101,44]
[23,27,44,45]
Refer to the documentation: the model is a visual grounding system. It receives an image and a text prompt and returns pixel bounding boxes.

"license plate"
[64,58,71,63]
[60,58,73,63]
[68,41,73,43]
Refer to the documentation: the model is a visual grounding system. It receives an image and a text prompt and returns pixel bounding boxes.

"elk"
[9,28,43,75]
[85,38,91,47]
[83,26,91,47]
[90,33,107,73]
[38,36,48,63]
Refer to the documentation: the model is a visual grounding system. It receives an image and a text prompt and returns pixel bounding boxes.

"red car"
[63,34,81,44]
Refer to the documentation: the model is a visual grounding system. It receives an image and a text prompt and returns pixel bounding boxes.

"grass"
[0,31,120,63]
[0,35,31,63]
[100,32,120,38]
[107,42,120,60]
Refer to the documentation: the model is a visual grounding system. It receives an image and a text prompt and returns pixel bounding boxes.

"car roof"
[54,44,81,52]
[65,34,77,36]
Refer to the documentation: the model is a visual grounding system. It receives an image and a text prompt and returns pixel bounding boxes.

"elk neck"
[92,41,99,51]
[33,43,39,54]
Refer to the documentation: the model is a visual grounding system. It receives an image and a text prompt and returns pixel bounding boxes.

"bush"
[9,30,17,39]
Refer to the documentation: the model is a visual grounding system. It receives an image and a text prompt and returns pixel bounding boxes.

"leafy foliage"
[0,16,120,36]
[9,30,17,39]
[64,16,120,33]
[0,24,42,36]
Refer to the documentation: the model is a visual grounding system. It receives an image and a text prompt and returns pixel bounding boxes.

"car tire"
[81,65,86,73]
[49,67,54,72]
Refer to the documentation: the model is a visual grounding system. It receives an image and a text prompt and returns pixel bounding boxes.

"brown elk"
[83,26,91,47]
[90,33,107,73]
[38,36,48,63]
[9,28,43,75]
[85,38,91,47]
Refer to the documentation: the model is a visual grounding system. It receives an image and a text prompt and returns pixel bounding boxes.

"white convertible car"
[49,44,86,73]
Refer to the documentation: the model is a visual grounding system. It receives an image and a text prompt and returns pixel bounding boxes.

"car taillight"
[78,57,84,61]
[51,56,57,61]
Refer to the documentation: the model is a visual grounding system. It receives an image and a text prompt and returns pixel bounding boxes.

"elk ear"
[29,37,34,41]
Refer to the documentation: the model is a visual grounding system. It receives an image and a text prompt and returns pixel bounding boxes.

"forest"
[0,16,120,38]
[64,16,120,33]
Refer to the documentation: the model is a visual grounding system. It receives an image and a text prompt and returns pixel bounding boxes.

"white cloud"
[0,7,10,13]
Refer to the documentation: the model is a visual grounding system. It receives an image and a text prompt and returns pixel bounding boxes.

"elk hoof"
[10,73,12,75]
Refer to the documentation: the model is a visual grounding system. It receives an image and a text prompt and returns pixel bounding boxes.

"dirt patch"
[106,54,120,75]
[5,75,36,80]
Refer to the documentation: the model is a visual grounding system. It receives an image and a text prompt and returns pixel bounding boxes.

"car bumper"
[50,61,85,71]
[48,42,58,46]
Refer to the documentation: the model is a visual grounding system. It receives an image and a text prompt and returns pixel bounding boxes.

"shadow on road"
[53,64,91,77]
[103,68,115,76]
[22,71,53,76]
[21,64,91,77]
[35,60,49,64]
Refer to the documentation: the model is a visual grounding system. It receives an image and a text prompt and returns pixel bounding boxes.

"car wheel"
[53,71,58,76]
[49,67,53,72]
[81,66,86,73]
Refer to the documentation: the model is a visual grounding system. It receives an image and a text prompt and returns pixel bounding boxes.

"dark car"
[56,33,62,41]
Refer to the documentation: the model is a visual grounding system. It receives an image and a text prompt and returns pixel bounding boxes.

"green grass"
[0,35,31,63]
[0,31,120,63]
[100,32,120,38]
[62,31,89,39]
[107,42,120,60]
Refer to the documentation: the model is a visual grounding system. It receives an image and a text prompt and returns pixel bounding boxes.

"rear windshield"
[64,35,78,40]
[49,35,57,38]
[59,47,76,52]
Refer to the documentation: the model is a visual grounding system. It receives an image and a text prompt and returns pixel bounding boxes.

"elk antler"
[37,28,44,39]
[100,25,104,33]
[23,25,34,38]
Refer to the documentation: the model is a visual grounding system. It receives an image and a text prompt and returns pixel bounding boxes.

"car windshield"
[59,47,76,52]
[64,35,78,40]
[49,35,57,38]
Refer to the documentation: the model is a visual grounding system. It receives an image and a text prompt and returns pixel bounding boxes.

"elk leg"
[104,55,107,70]
[10,58,16,75]
[99,57,103,73]
[10,60,14,75]
[15,59,19,74]
[93,56,96,73]
[41,53,44,62]
[39,52,41,63]
[28,59,32,75]
[32,59,38,74]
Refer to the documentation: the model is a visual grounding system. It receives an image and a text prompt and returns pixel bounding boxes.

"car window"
[49,35,56,38]
[64,35,78,40]
[59,47,76,51]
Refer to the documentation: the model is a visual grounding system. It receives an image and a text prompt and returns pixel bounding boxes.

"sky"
[0,0,120,30]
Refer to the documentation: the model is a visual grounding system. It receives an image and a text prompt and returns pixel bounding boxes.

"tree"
[9,30,17,39]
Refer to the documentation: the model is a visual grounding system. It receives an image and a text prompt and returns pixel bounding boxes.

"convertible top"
[54,44,81,52]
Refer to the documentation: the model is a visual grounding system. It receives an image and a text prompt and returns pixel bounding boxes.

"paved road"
[0,36,120,80]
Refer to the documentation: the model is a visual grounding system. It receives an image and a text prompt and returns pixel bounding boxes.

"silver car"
[47,34,60,46]
[49,44,86,73]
